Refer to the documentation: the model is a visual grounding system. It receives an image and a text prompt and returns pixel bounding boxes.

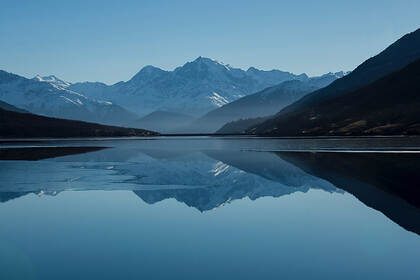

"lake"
[1,136,420,280]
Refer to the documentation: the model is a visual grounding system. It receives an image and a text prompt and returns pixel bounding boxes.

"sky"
[1,0,419,84]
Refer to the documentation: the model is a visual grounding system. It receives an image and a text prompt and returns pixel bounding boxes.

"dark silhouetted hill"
[249,28,420,136]
[0,108,158,138]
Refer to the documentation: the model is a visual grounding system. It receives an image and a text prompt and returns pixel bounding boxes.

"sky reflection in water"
[0,137,420,280]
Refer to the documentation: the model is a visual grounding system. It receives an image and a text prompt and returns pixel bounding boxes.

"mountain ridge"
[185,71,346,133]
[68,56,310,117]
[0,70,138,126]
[249,28,420,136]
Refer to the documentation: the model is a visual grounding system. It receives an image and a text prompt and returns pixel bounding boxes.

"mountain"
[251,58,420,136]
[33,74,72,88]
[186,72,346,133]
[0,71,138,126]
[65,81,110,98]
[248,28,420,136]
[0,107,158,138]
[0,100,29,113]
[131,111,194,134]
[68,57,307,117]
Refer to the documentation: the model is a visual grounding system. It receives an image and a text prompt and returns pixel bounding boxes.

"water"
[1,137,420,280]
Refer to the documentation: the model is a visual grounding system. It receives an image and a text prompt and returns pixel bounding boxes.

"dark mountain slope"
[0,100,29,113]
[0,108,158,138]
[250,58,420,136]
[186,72,344,133]
[249,28,420,136]
[187,80,317,133]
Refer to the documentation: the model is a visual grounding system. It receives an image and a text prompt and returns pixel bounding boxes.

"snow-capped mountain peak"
[68,57,309,117]
[33,74,71,88]
[173,56,234,76]
[128,65,168,85]
[0,70,138,126]
[193,56,232,70]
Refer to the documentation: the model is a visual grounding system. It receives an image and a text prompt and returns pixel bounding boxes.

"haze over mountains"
[188,71,347,133]
[68,58,347,134]
[132,111,195,133]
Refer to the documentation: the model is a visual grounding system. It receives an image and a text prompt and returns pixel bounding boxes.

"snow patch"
[33,75,71,88]
[208,92,229,107]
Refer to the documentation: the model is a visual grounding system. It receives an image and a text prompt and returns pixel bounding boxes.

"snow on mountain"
[208,92,229,107]
[187,71,348,133]
[66,81,110,99]
[69,57,308,117]
[0,70,138,126]
[33,75,71,88]
[0,59,348,131]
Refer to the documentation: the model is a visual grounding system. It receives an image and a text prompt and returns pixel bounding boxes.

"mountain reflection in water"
[0,139,420,236]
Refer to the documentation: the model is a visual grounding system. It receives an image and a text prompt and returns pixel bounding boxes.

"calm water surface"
[1,137,420,280]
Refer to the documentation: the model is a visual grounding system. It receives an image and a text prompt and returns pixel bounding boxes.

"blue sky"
[1,0,419,84]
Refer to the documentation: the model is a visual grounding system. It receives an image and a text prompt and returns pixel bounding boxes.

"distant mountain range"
[248,28,420,136]
[0,58,323,132]
[68,57,309,117]
[186,72,347,133]
[1,28,419,136]
[0,71,137,126]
